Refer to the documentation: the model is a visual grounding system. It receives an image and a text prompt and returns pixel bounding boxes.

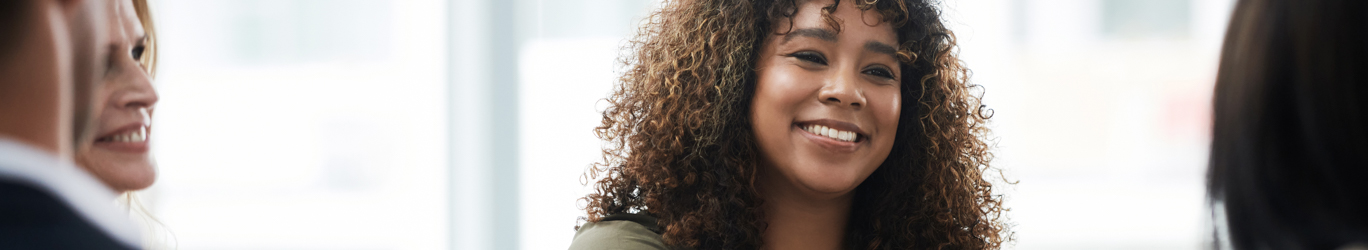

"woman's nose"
[111,59,158,110]
[818,69,865,109]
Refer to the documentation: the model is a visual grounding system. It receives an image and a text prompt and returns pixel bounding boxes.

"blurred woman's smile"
[91,107,150,153]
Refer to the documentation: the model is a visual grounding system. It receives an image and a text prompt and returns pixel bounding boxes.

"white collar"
[0,137,142,248]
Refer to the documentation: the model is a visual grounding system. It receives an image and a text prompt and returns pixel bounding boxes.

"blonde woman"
[77,0,158,191]
[73,0,167,246]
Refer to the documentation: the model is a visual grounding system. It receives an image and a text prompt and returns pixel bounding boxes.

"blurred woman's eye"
[131,45,145,61]
[790,51,828,65]
[862,66,896,80]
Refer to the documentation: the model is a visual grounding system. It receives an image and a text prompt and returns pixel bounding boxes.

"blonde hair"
[131,0,156,76]
[124,0,174,249]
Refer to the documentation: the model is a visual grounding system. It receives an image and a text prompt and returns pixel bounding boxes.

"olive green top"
[568,214,670,250]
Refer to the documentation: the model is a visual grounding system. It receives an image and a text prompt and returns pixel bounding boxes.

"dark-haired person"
[570,0,1008,249]
[1207,0,1368,249]
[0,0,142,249]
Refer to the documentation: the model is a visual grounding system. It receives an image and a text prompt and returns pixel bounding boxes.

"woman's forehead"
[788,1,898,43]
[109,0,143,39]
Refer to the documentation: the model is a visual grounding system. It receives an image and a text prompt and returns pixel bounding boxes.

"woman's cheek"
[873,88,901,147]
[875,88,900,121]
[760,65,812,114]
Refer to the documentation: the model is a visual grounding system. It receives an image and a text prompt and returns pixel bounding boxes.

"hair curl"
[582,0,1009,249]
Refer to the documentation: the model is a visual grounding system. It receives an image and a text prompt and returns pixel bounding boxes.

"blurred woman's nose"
[112,59,158,110]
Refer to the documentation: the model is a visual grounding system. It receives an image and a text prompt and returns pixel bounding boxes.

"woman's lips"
[800,123,861,142]
[93,124,149,153]
[795,123,862,153]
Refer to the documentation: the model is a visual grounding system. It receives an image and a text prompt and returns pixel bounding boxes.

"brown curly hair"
[581,0,1009,249]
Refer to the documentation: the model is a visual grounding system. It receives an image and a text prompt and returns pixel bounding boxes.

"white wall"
[945,0,1234,249]
[149,0,449,249]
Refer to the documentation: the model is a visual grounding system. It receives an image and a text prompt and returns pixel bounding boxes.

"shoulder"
[569,214,669,250]
[0,139,140,249]
[0,180,135,250]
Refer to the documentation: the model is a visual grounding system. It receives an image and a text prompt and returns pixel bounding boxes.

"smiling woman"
[573,0,1008,249]
[74,1,163,245]
[76,0,158,194]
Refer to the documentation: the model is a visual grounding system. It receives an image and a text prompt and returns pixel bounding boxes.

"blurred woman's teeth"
[106,128,147,142]
[803,124,857,142]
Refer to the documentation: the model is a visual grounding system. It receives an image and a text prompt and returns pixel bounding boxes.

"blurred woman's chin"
[105,164,156,191]
[78,153,157,192]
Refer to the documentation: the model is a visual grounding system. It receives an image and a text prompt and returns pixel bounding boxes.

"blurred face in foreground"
[77,0,157,192]
[0,0,108,157]
[751,0,902,200]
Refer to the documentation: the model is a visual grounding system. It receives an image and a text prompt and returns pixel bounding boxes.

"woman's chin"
[792,172,867,198]
[77,155,157,192]
[104,168,157,192]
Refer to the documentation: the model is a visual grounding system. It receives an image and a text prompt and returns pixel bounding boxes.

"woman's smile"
[794,119,866,153]
[92,122,150,153]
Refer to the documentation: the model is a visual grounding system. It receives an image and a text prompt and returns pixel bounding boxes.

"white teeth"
[106,128,147,143]
[802,124,857,142]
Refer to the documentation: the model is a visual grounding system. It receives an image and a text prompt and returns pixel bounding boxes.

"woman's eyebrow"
[865,41,898,57]
[784,28,838,43]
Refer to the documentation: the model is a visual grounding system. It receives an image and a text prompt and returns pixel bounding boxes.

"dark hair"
[0,0,31,59]
[1207,0,1368,249]
[582,0,1008,249]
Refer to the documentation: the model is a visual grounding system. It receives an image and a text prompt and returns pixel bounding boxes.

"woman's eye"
[131,45,145,61]
[791,52,827,65]
[863,67,895,80]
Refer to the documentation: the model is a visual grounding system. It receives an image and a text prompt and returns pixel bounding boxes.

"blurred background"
[142,0,1231,249]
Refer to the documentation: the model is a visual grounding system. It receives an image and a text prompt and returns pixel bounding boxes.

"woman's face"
[752,0,901,199]
[77,0,157,192]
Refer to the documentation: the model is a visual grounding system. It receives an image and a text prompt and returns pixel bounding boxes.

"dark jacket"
[0,139,139,250]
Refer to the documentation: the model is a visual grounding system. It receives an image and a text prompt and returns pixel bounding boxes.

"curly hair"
[581,0,1009,249]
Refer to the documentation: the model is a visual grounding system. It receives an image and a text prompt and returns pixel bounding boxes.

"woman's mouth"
[93,125,150,153]
[800,124,861,142]
[96,126,147,143]
[795,120,867,153]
